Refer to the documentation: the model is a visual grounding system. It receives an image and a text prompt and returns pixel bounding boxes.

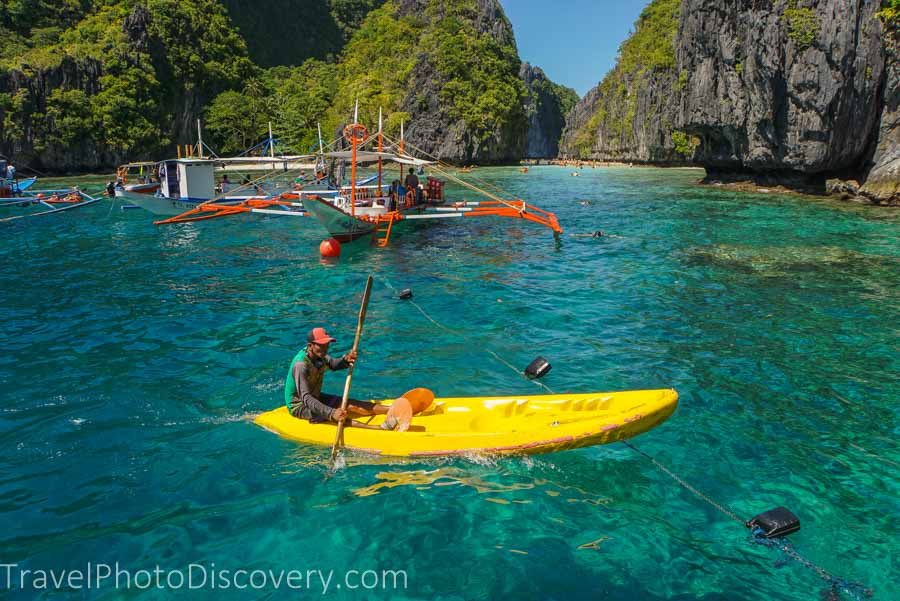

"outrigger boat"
[155,109,563,247]
[255,389,678,457]
[114,121,323,216]
[0,158,38,198]
[0,177,38,197]
[114,157,294,216]
[296,120,560,246]
[0,188,102,223]
[115,162,160,195]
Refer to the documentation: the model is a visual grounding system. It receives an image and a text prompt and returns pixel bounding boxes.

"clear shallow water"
[1,166,897,600]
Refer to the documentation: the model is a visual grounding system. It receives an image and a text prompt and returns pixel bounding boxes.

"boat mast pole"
[197,119,203,158]
[377,107,383,195]
[268,122,275,158]
[351,100,359,218]
[400,120,404,191]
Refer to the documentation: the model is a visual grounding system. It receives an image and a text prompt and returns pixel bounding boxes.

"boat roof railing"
[321,150,432,167]
[118,161,158,169]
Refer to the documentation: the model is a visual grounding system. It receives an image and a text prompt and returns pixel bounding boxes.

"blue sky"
[502,0,649,97]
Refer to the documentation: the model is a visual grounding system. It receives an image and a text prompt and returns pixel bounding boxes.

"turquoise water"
[1,166,897,600]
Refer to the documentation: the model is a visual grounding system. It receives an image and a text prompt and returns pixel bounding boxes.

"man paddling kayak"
[285,327,389,427]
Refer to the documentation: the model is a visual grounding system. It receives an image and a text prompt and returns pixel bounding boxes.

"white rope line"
[380,277,554,393]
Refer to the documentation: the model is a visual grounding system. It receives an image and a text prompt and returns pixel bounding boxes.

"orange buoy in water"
[319,238,341,257]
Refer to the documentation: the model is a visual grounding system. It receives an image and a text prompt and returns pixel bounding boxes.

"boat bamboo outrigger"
[0,188,101,223]
[153,110,563,247]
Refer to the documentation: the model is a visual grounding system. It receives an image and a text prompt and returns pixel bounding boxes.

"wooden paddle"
[330,275,374,462]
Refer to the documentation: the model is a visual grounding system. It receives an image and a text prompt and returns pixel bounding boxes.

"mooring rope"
[377,276,873,599]
[378,133,531,212]
[380,277,554,395]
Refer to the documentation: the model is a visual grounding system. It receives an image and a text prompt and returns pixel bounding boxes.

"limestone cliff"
[858,25,899,203]
[561,0,899,205]
[520,63,577,158]
[677,0,892,203]
[395,0,528,163]
[0,0,575,171]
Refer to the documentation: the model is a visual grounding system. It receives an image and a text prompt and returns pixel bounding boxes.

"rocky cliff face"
[396,0,527,163]
[0,2,252,173]
[559,0,689,165]
[677,0,892,203]
[520,62,569,158]
[0,58,115,171]
[559,68,689,165]
[559,86,600,158]
[858,26,899,203]
[0,0,574,171]
[561,0,898,204]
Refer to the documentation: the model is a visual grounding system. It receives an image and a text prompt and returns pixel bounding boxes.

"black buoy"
[399,289,413,300]
[746,507,800,538]
[524,356,552,380]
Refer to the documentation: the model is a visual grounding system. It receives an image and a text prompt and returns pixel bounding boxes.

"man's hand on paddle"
[332,408,348,422]
[344,350,357,366]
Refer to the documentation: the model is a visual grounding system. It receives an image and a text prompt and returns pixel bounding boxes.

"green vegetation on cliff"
[423,0,527,145]
[206,60,339,155]
[219,0,386,68]
[206,0,529,155]
[878,0,900,25]
[326,2,419,137]
[0,0,256,164]
[0,0,566,169]
[569,0,680,159]
[203,1,419,153]
[782,1,820,49]
[550,83,579,120]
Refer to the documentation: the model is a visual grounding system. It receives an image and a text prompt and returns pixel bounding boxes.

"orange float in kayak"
[402,388,435,414]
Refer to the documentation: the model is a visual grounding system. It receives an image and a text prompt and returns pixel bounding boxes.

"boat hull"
[301,196,377,241]
[115,190,209,215]
[124,182,160,195]
[115,189,263,216]
[255,389,678,457]
[0,177,37,198]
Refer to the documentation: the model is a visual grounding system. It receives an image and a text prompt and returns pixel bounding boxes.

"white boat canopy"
[215,156,318,172]
[322,150,433,167]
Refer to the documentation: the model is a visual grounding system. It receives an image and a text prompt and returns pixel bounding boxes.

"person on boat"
[106,181,116,196]
[285,327,389,427]
[405,167,420,205]
[221,174,230,192]
[388,180,401,211]
[6,163,16,182]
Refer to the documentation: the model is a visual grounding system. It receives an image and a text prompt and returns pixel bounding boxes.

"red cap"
[307,327,336,345]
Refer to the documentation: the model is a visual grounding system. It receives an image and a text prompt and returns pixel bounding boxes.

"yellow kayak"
[255,389,678,457]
